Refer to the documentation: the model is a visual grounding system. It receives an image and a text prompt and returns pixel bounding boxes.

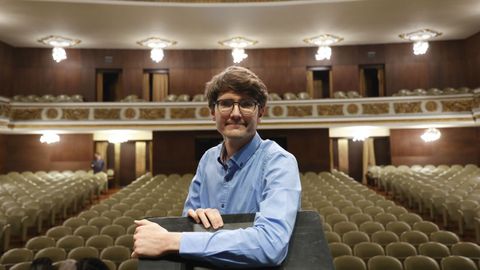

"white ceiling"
[0,0,479,50]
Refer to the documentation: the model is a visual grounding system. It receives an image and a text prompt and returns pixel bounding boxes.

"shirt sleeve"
[179,151,302,268]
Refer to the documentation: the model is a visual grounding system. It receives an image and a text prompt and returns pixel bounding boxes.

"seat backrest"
[100,224,126,240]
[342,231,370,247]
[100,245,131,265]
[34,247,67,262]
[63,217,87,231]
[412,221,439,235]
[118,258,138,270]
[385,242,417,259]
[86,234,114,251]
[359,221,385,235]
[333,255,367,270]
[56,235,85,252]
[375,213,398,227]
[430,231,460,247]
[113,216,135,230]
[386,221,411,236]
[367,255,403,270]
[0,248,34,265]
[400,230,429,247]
[74,225,99,240]
[418,242,450,260]
[328,242,352,258]
[441,255,477,270]
[114,234,134,250]
[88,216,112,230]
[334,221,359,236]
[353,242,385,260]
[25,236,56,253]
[9,262,32,270]
[451,242,480,259]
[404,255,440,270]
[68,246,99,260]
[46,226,73,241]
[325,231,341,243]
[372,231,399,247]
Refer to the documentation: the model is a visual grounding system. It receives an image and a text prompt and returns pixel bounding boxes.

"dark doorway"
[96,69,122,102]
[360,65,385,97]
[307,67,331,98]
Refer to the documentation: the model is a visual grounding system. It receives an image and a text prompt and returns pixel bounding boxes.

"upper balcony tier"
[1,90,479,132]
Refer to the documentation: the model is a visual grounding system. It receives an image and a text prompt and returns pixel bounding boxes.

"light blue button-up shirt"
[180,133,302,268]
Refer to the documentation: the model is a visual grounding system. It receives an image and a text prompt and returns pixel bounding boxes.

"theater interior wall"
[0,41,13,97]
[2,134,93,173]
[0,33,478,99]
[390,127,480,166]
[153,128,331,175]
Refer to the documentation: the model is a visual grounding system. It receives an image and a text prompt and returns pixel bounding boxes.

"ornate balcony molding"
[1,93,479,131]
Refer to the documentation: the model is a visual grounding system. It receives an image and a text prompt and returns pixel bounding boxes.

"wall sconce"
[399,29,442,55]
[137,37,177,63]
[219,36,257,64]
[38,35,81,63]
[421,128,441,142]
[304,34,343,61]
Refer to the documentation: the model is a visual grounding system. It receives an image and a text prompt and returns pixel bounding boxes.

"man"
[132,66,301,268]
[91,152,105,174]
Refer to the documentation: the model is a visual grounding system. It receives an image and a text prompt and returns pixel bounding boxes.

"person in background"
[91,152,105,174]
[132,66,301,268]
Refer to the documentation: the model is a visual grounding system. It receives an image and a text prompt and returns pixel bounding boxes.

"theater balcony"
[1,90,479,132]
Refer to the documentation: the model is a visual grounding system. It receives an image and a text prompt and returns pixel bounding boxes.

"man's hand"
[131,219,181,258]
[187,208,224,229]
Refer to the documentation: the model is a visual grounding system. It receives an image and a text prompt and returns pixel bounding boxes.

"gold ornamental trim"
[441,100,472,112]
[198,107,211,118]
[171,108,196,119]
[62,109,89,120]
[0,104,10,118]
[11,109,42,121]
[94,109,121,120]
[271,106,284,117]
[394,102,421,114]
[139,108,166,120]
[473,95,480,109]
[287,106,313,117]
[124,108,137,119]
[362,103,389,115]
[425,101,438,112]
[317,105,344,116]
[46,108,59,119]
[346,104,359,115]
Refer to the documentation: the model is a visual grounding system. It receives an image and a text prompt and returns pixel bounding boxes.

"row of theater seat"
[12,95,84,103]
[0,171,106,251]
[392,87,475,96]
[1,173,190,270]
[301,170,480,270]
[370,164,480,238]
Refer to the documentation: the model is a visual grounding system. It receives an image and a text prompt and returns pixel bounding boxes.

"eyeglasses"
[215,99,258,116]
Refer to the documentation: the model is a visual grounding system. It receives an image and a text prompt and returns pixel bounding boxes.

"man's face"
[211,91,264,142]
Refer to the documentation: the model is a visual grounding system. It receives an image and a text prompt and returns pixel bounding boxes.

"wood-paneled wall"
[0,41,13,97]
[390,127,480,166]
[2,134,93,173]
[3,34,478,100]
[153,128,330,174]
[0,134,6,173]
[465,32,480,87]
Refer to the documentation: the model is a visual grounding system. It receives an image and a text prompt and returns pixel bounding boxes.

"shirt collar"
[217,132,262,169]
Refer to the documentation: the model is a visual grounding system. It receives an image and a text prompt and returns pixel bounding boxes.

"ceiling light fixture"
[137,37,177,63]
[38,35,81,63]
[421,128,441,142]
[399,29,442,55]
[40,131,60,144]
[304,34,343,61]
[219,36,257,64]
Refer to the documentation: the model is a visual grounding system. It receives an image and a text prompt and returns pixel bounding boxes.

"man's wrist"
[167,232,182,253]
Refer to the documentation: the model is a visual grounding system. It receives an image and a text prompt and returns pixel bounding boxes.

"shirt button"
[221,204,225,208]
